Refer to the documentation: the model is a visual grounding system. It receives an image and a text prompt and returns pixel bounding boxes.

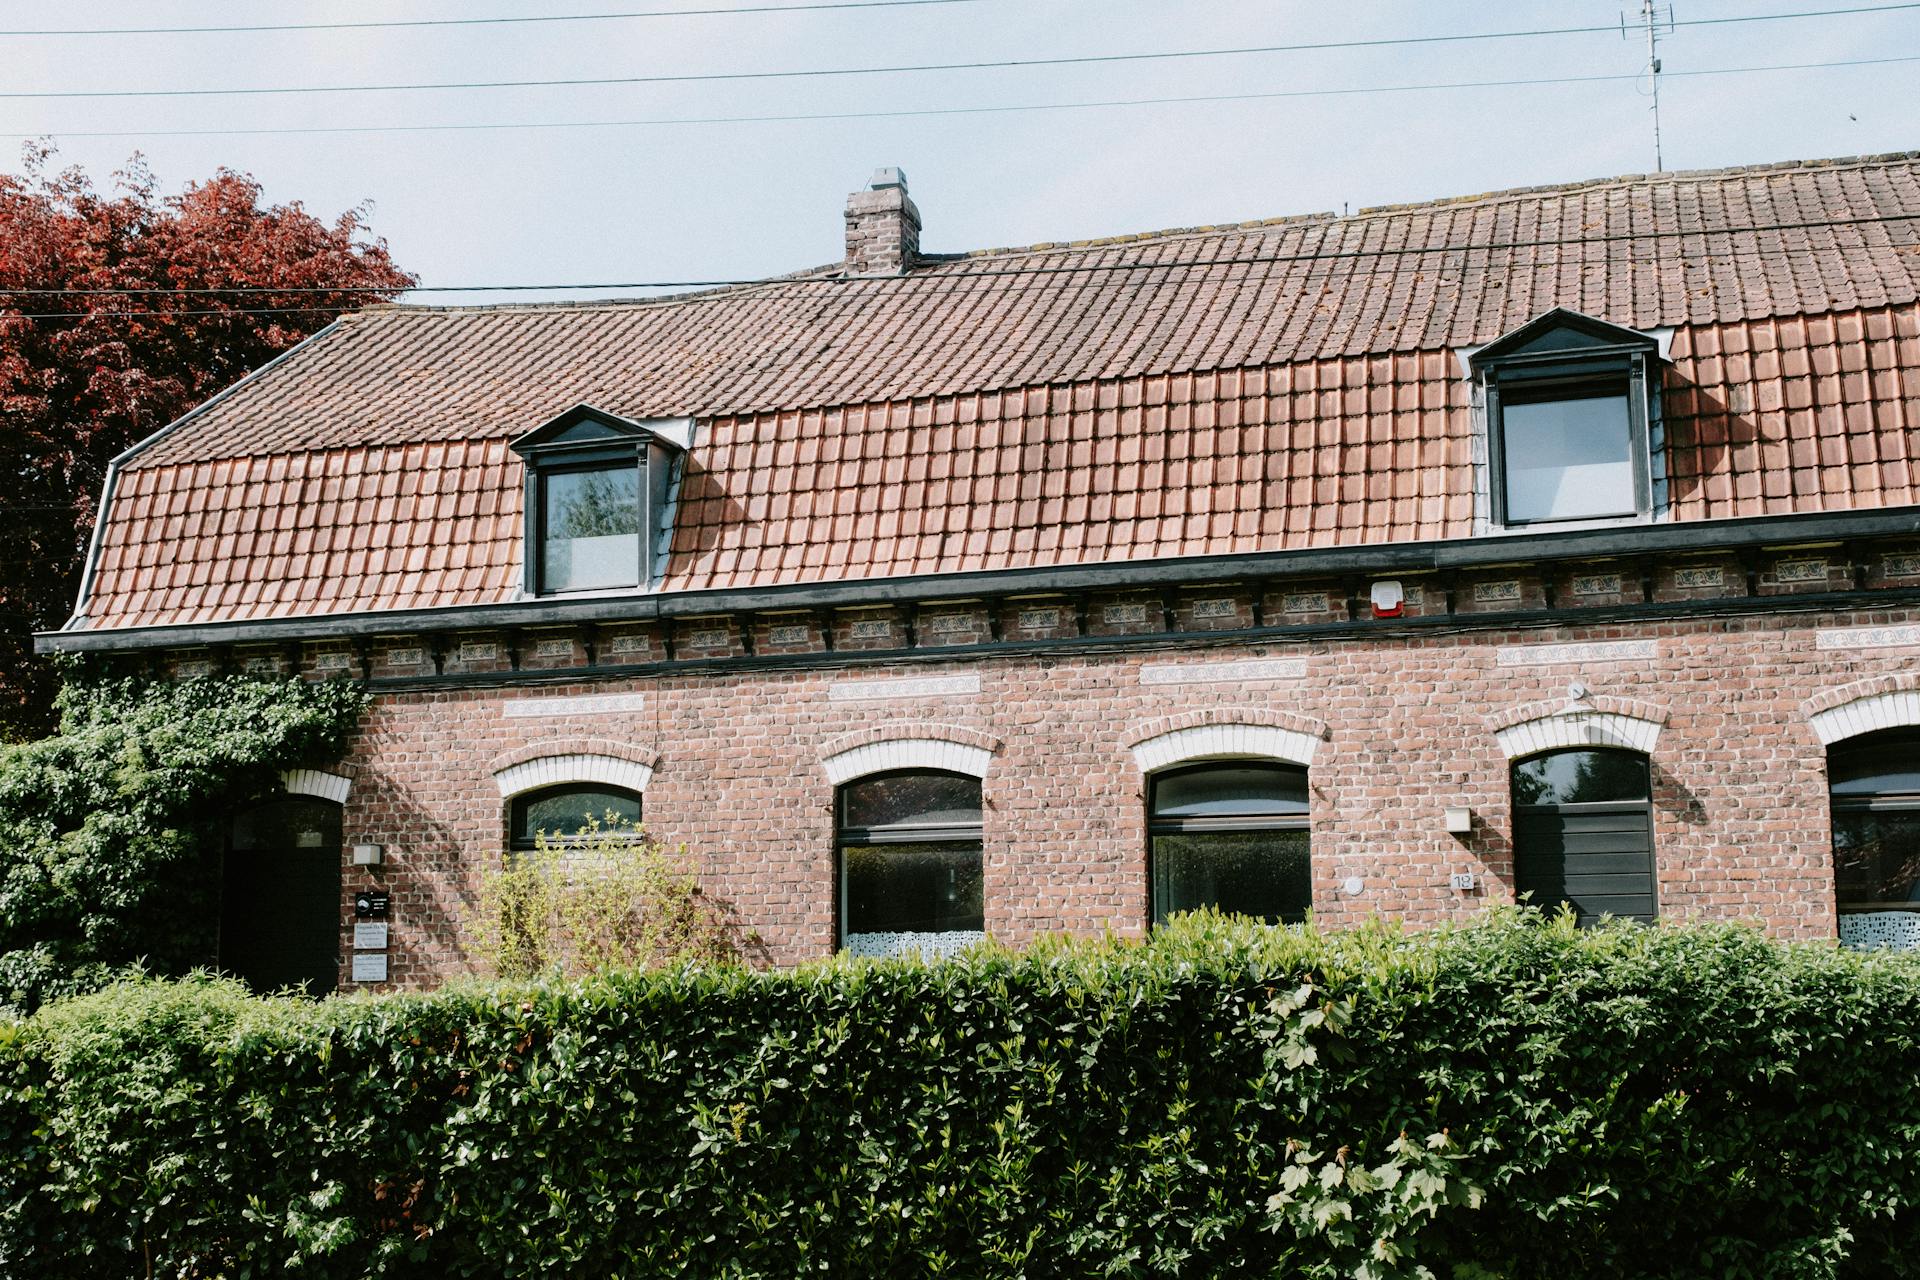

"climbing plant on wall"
[0,663,367,1011]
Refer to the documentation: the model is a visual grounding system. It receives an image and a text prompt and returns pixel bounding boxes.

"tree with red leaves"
[0,147,414,737]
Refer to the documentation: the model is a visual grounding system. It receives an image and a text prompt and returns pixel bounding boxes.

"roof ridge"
[352,149,1920,321]
[1349,149,1920,218]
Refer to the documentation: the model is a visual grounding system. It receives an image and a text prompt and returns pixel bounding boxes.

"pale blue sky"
[6,1,1917,306]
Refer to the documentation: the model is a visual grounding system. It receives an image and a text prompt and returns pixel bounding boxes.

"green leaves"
[2,910,1918,1278]
[0,669,368,1012]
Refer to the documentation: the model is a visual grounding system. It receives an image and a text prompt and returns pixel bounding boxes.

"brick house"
[37,154,1920,993]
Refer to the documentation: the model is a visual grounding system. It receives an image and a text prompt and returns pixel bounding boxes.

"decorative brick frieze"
[1494,639,1658,667]
[1814,624,1920,651]
[827,674,981,702]
[1138,657,1307,685]
[501,691,648,718]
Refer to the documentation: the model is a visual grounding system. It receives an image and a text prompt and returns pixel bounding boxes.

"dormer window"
[509,405,690,596]
[1471,309,1662,529]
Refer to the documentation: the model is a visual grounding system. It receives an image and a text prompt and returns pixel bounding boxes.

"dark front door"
[1511,749,1656,925]
[220,797,342,996]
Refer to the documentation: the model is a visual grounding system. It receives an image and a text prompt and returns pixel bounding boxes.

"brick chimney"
[844,167,921,276]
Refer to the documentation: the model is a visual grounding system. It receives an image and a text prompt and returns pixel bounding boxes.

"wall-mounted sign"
[350,953,388,983]
[353,922,389,951]
[353,890,391,919]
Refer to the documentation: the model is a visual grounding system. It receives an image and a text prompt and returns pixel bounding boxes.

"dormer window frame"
[509,404,690,598]
[1471,309,1664,532]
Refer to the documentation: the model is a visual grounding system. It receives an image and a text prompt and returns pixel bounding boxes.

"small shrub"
[470,815,743,978]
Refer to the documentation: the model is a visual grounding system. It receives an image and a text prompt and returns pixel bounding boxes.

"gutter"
[34,504,1920,655]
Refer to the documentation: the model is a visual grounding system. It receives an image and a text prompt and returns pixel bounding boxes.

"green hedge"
[3,911,1917,1278]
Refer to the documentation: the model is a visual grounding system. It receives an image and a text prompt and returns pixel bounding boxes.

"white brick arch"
[1130,723,1320,773]
[1494,710,1662,760]
[280,768,350,804]
[492,753,654,799]
[822,738,993,786]
[1808,690,1920,746]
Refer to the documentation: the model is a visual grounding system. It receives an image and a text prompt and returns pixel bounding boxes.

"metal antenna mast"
[1629,0,1674,171]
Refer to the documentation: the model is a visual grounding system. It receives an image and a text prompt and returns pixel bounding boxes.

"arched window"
[837,770,983,957]
[1828,730,1920,939]
[509,783,643,850]
[1148,762,1311,925]
[221,796,342,997]
[1510,748,1654,925]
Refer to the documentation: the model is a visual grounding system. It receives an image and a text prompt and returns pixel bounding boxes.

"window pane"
[1501,390,1634,522]
[841,771,981,830]
[1830,731,1920,796]
[1152,764,1309,818]
[1152,829,1310,924]
[843,841,984,935]
[1512,750,1649,806]
[1833,811,1920,908]
[544,466,640,591]
[514,786,642,843]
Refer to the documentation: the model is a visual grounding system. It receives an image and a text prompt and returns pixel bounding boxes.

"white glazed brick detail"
[493,753,654,798]
[1493,711,1663,760]
[1809,691,1920,745]
[1131,723,1320,772]
[281,768,351,804]
[822,738,993,785]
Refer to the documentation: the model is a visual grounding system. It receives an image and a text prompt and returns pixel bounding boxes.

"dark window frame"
[1146,760,1312,926]
[508,404,687,599]
[1483,355,1653,528]
[523,446,648,597]
[1509,746,1657,926]
[1827,729,1920,913]
[508,782,645,852]
[1471,310,1661,530]
[834,768,985,948]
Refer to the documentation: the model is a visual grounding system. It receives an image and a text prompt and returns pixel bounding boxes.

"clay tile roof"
[69,152,1920,632]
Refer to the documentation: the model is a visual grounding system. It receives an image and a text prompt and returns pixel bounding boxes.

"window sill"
[1485,511,1660,538]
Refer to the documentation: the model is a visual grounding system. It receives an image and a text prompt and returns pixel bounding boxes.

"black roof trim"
[35,506,1920,654]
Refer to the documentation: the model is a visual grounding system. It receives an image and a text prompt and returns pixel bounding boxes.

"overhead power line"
[0,0,983,38]
[4,2,1915,99]
[2,210,1913,318]
[10,53,1917,141]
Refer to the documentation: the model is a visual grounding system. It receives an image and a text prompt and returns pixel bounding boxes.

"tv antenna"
[1625,1,1676,171]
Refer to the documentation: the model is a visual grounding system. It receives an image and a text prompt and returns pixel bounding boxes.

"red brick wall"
[327,604,1920,990]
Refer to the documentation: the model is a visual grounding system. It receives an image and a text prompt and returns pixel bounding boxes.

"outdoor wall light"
[351,843,385,867]
[1443,806,1473,835]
